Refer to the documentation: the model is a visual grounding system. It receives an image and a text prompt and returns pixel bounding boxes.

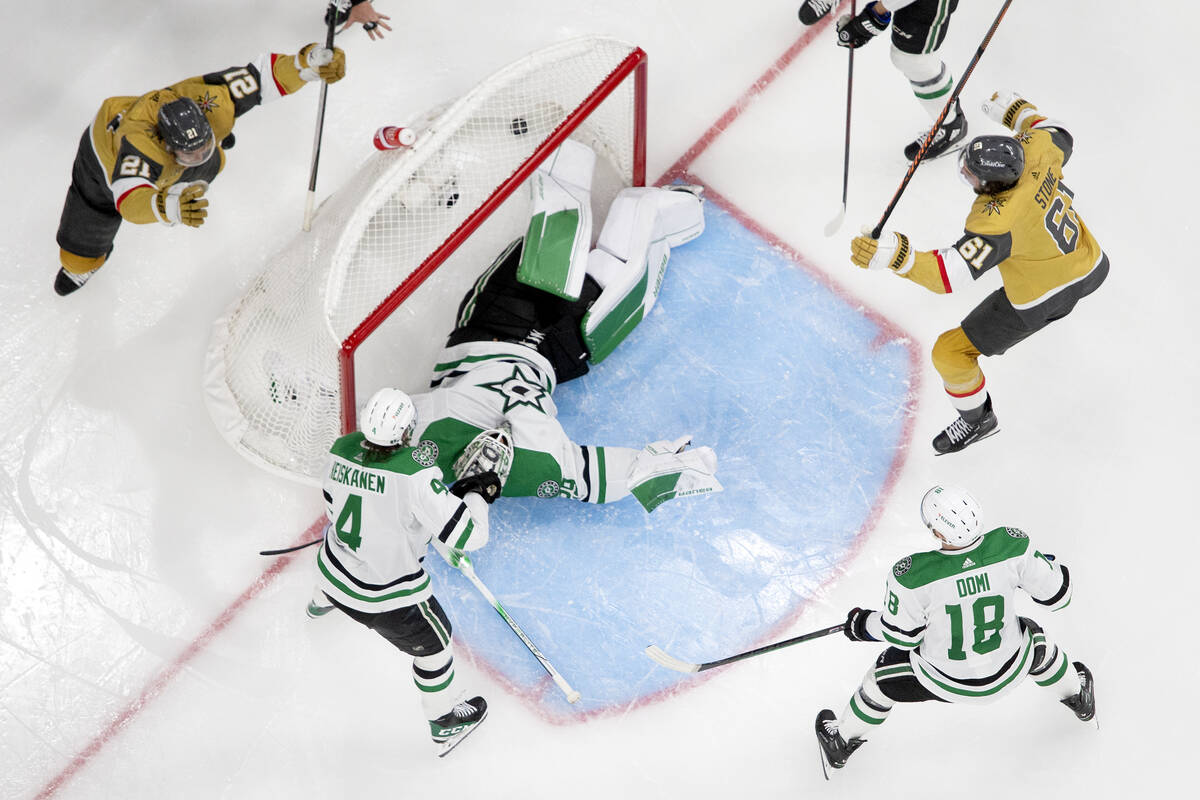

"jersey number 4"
[944,595,1004,661]
[334,494,363,551]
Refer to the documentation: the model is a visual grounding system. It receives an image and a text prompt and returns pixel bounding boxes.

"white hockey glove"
[981,90,1036,130]
[850,230,915,275]
[153,180,208,227]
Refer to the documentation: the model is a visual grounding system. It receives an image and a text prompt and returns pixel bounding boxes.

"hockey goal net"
[204,36,646,484]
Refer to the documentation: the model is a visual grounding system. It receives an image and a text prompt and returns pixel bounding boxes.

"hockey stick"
[823,0,855,237]
[457,556,582,704]
[258,537,322,556]
[870,0,1014,239]
[302,1,345,232]
[646,623,845,673]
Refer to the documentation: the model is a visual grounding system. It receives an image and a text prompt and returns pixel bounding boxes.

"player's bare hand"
[342,2,393,41]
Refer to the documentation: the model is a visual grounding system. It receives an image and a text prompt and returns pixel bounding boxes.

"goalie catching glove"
[153,181,208,227]
[296,43,346,84]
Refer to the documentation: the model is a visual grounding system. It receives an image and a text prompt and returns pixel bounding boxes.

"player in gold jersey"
[53,43,346,296]
[850,91,1109,453]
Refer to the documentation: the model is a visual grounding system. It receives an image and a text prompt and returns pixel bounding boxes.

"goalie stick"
[456,555,582,704]
[646,623,845,673]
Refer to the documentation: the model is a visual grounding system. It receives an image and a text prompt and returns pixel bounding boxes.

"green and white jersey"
[317,432,483,614]
[879,526,1071,703]
[413,341,604,501]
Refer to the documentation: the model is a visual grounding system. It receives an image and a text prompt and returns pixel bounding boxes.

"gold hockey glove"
[154,181,208,228]
[297,43,347,84]
[850,231,914,274]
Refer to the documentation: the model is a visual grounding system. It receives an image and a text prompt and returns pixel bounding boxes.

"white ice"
[2,1,1197,798]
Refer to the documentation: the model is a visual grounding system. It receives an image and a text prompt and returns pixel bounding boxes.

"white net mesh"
[204,36,644,484]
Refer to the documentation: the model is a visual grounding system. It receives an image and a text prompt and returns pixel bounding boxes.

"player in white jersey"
[406,139,722,513]
[308,387,501,757]
[815,485,1096,771]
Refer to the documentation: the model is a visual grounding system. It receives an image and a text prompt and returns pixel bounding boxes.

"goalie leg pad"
[517,140,597,300]
[581,186,704,363]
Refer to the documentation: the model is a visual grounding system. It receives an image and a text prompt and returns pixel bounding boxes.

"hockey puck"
[510,117,529,136]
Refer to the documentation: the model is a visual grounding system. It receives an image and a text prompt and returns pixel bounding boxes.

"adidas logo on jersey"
[962,557,976,568]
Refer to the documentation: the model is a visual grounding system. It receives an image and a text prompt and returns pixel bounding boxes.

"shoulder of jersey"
[330,433,438,476]
[891,527,1030,587]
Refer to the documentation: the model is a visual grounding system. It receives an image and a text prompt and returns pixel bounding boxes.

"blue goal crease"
[428,201,913,717]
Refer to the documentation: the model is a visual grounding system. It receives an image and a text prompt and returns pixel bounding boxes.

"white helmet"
[361,388,416,447]
[920,485,983,547]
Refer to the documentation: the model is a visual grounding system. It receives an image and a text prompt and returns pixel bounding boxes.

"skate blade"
[435,708,489,758]
[817,742,831,781]
[933,426,1000,457]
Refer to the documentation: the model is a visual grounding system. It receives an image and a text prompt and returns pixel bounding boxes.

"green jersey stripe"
[916,631,1033,698]
[318,553,430,603]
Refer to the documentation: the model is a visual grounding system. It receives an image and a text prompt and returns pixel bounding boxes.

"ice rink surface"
[2,1,1197,798]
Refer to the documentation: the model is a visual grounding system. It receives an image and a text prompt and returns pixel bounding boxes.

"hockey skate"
[798,0,834,25]
[1060,662,1096,723]
[54,266,98,296]
[815,709,864,777]
[932,395,999,455]
[903,99,968,162]
[306,587,334,619]
[431,696,488,757]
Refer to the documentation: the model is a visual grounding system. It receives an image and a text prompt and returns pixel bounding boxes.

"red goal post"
[204,37,647,484]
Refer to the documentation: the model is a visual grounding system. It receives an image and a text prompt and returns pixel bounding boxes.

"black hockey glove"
[450,470,503,504]
[843,607,879,642]
[836,3,891,49]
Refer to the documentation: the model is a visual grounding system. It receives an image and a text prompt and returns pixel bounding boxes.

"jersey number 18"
[944,595,1004,661]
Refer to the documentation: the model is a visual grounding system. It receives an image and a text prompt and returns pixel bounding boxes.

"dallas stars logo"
[477,364,550,414]
[195,91,219,113]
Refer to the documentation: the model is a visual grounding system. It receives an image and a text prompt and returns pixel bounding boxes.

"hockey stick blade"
[646,623,845,674]
[823,204,846,237]
[258,537,322,556]
[644,645,701,673]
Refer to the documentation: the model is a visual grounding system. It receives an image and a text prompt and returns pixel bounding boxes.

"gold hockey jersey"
[88,52,311,225]
[897,109,1106,313]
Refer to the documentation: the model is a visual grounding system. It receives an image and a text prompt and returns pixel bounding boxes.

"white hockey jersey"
[873,526,1071,703]
[316,432,488,613]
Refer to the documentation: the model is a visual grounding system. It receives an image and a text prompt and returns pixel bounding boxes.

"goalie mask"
[920,485,983,548]
[452,423,514,486]
[361,387,416,448]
